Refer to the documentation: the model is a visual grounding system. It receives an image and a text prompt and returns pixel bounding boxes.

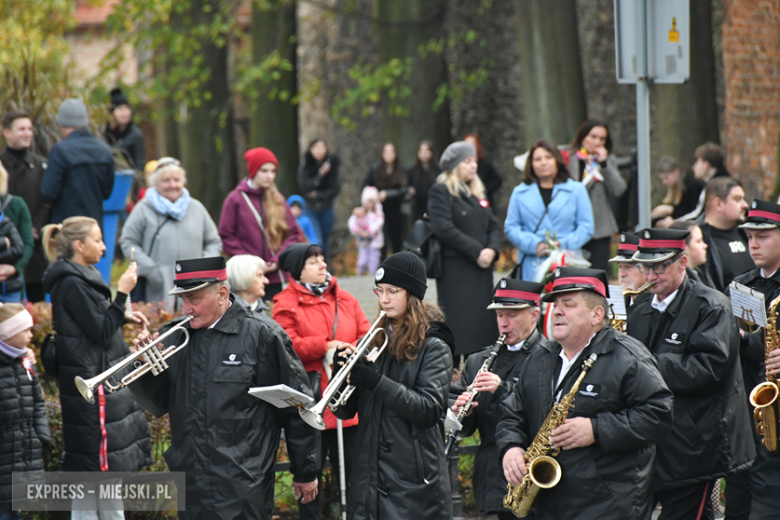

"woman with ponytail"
[41,217,152,488]
[219,147,302,299]
[0,304,50,520]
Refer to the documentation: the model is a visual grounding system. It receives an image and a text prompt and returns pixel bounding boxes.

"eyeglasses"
[637,255,680,275]
[373,286,403,300]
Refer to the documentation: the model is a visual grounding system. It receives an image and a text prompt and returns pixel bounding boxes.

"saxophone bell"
[503,456,562,518]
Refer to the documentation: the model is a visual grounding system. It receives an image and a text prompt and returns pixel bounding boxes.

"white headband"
[0,310,33,341]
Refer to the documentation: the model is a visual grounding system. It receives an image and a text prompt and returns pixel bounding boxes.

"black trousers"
[584,236,612,273]
[298,426,357,520]
[725,470,752,520]
[656,482,714,520]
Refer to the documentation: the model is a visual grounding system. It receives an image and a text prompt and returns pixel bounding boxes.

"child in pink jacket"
[348,186,384,275]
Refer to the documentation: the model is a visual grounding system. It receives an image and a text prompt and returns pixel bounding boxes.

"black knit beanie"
[278,242,320,280]
[109,87,132,111]
[374,252,427,300]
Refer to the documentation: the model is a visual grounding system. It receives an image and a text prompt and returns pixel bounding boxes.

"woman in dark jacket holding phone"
[333,252,455,520]
[41,217,152,477]
[298,139,342,259]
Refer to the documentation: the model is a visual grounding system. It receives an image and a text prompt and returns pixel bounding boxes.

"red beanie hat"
[244,147,279,179]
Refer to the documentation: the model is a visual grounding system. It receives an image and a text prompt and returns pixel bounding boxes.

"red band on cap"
[639,238,686,250]
[748,210,780,223]
[175,268,227,281]
[495,289,541,306]
[552,276,606,298]
[619,243,638,252]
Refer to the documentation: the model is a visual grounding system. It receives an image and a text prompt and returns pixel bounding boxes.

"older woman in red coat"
[273,242,369,519]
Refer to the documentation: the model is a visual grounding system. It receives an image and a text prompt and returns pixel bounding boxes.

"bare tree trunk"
[653,0,720,169]
[250,0,299,196]
[178,1,237,219]
[515,0,587,147]
[377,0,451,165]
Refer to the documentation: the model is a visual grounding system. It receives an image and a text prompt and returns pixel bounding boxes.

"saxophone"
[503,353,598,518]
[444,334,507,455]
[610,282,654,333]
[749,294,780,454]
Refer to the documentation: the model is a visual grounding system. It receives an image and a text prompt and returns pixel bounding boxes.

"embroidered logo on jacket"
[222,353,243,366]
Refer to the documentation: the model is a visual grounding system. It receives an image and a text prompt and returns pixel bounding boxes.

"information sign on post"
[614,0,689,229]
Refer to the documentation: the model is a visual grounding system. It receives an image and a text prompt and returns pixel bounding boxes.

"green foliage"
[0,0,100,155]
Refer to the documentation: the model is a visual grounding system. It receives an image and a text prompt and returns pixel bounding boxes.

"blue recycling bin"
[96,170,135,285]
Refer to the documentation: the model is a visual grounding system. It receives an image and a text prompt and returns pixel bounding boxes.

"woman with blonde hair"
[219,147,302,299]
[41,217,152,506]
[427,141,501,357]
[119,157,222,307]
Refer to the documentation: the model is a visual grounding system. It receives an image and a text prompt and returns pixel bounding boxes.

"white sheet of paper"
[445,408,463,434]
[729,282,767,328]
[607,285,627,317]
[248,384,314,409]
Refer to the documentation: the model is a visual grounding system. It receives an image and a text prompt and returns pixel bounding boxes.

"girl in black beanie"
[332,251,456,520]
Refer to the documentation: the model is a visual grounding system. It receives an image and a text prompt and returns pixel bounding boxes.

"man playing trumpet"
[497,267,673,520]
[128,256,319,520]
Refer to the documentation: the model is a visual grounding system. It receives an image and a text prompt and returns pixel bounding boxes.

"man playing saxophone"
[497,267,673,520]
[448,279,548,520]
[609,232,651,318]
[733,199,780,519]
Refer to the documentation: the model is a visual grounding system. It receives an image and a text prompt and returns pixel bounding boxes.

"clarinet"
[445,333,507,455]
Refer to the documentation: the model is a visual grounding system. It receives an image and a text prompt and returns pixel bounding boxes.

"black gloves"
[349,362,382,390]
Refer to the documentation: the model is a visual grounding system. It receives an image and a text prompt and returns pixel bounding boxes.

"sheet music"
[729,281,767,328]
[607,285,626,317]
[248,385,314,409]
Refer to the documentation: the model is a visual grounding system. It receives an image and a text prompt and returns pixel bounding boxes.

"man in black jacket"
[1,111,50,301]
[449,278,547,520]
[609,232,650,318]
[733,199,780,519]
[129,257,318,520]
[699,177,752,292]
[497,267,673,520]
[626,228,755,520]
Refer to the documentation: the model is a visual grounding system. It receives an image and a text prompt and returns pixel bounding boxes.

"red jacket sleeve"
[272,303,330,365]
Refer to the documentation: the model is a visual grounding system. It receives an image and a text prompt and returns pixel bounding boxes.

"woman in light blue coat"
[505,139,594,281]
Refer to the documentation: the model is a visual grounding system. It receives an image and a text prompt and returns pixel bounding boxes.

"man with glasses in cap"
[626,229,755,520]
[732,199,780,520]
[609,232,650,318]
[128,256,319,520]
[497,267,672,520]
[449,278,548,520]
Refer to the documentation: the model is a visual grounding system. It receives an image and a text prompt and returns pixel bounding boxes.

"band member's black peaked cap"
[609,232,640,263]
[740,199,780,230]
[487,278,544,310]
[541,267,610,302]
[632,228,689,264]
[169,256,228,295]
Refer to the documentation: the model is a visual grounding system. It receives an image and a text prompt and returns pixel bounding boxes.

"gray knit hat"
[56,98,89,128]
[439,141,477,173]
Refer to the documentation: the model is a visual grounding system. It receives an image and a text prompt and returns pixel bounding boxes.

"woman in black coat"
[297,139,342,260]
[41,217,152,474]
[406,140,441,222]
[428,141,501,357]
[333,252,454,520]
[364,143,407,258]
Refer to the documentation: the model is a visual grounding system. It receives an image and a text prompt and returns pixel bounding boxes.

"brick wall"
[721,0,780,199]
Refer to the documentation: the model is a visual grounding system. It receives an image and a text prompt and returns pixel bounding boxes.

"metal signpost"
[615,0,690,229]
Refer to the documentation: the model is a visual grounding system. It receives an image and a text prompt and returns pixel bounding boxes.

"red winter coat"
[273,277,369,429]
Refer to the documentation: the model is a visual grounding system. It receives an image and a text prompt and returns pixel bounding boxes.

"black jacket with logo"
[496,326,673,520]
[626,275,756,489]
[333,322,455,520]
[129,300,318,520]
[731,267,780,501]
[448,329,547,515]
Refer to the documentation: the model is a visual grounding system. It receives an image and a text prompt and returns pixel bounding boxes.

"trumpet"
[299,311,389,430]
[75,315,194,404]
